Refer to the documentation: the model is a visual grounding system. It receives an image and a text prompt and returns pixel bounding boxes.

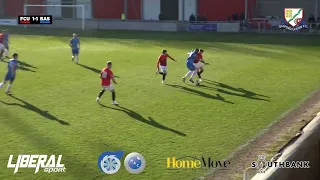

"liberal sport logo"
[7,155,66,174]
[279,8,308,31]
[98,151,124,174]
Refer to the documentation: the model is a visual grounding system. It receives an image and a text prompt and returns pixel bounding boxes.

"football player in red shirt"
[0,33,4,60]
[196,49,206,81]
[96,61,118,105]
[156,49,176,84]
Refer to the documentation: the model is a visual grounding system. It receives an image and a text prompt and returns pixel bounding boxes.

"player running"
[0,53,19,94]
[183,49,199,83]
[156,49,176,84]
[195,49,207,81]
[2,29,10,50]
[69,33,80,63]
[0,32,5,60]
[96,61,118,105]
[185,49,208,84]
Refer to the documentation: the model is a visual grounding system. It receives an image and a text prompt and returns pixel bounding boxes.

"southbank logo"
[166,156,230,170]
[251,155,310,173]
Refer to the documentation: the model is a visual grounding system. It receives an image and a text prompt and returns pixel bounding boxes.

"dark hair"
[194,49,199,52]
[12,53,18,57]
[107,61,112,65]
[200,49,204,52]
[162,49,167,53]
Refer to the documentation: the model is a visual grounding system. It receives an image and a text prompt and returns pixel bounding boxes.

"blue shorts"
[5,73,15,82]
[72,48,79,55]
[187,62,196,71]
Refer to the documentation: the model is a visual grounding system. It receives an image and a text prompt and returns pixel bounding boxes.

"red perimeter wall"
[5,0,252,21]
[5,0,45,16]
[92,0,141,19]
[198,0,256,21]
[5,0,141,20]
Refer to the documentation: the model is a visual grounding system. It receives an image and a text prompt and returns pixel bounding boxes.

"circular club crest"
[100,155,121,174]
[124,152,146,174]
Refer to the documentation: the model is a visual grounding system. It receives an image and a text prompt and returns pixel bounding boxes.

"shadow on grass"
[77,63,101,74]
[77,63,120,78]
[200,80,270,101]
[99,104,186,136]
[1,60,37,72]
[0,95,70,125]
[18,61,37,69]
[166,84,234,104]
[2,26,319,46]
[0,103,116,179]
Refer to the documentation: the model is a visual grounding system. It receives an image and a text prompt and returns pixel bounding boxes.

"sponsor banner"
[0,19,17,26]
[189,23,217,32]
[218,22,240,32]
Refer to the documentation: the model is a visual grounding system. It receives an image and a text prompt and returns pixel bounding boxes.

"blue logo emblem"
[124,152,146,174]
[98,151,124,174]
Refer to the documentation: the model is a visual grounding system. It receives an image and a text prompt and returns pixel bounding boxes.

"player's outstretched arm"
[168,55,176,62]
[200,59,209,65]
[156,59,160,72]
[112,76,117,84]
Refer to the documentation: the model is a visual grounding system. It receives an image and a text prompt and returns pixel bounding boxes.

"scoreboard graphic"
[18,15,52,24]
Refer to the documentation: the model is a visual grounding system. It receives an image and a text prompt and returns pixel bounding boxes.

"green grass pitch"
[0,27,320,180]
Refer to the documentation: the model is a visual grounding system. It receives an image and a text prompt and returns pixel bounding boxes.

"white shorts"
[160,65,167,72]
[3,49,8,57]
[0,43,4,50]
[102,84,114,91]
[193,62,204,69]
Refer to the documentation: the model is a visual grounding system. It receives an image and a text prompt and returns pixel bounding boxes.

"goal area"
[23,4,85,31]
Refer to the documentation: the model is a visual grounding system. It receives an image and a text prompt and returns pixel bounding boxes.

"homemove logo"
[7,155,66,174]
[167,156,230,170]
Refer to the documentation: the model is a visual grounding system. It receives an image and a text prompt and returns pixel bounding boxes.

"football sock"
[76,56,79,63]
[6,84,12,92]
[190,70,197,80]
[159,72,164,75]
[0,82,4,88]
[98,90,105,98]
[197,72,201,79]
[112,91,116,101]
[183,71,192,78]
[163,73,166,81]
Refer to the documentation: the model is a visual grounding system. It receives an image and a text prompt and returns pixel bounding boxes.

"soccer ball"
[196,80,200,86]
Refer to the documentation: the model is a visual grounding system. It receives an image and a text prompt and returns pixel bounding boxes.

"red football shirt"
[194,54,203,63]
[157,54,174,67]
[158,54,169,66]
[0,33,3,43]
[101,68,113,86]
